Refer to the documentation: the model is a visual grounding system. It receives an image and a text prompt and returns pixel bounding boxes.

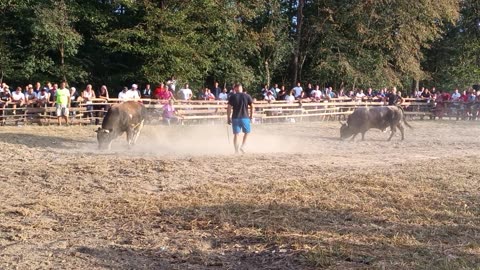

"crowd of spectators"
[2,78,480,124]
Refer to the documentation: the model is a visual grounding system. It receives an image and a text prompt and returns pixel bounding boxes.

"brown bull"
[340,106,412,141]
[95,101,147,149]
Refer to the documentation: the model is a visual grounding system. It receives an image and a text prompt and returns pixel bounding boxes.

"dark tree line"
[0,0,478,95]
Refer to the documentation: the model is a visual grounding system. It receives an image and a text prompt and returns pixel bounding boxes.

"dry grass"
[0,121,480,269]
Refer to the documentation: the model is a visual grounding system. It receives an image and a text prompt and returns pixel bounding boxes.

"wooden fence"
[0,97,474,126]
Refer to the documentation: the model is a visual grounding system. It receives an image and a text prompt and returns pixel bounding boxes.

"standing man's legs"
[63,107,69,125]
[232,118,241,153]
[56,105,62,125]
[233,133,240,153]
[232,118,251,154]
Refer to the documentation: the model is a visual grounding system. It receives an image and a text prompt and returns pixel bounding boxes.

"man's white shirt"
[12,92,25,101]
[126,89,140,99]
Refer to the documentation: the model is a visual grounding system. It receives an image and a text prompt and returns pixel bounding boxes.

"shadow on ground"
[0,132,91,149]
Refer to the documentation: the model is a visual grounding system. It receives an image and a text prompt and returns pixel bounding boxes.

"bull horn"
[94,127,101,133]
[104,129,110,133]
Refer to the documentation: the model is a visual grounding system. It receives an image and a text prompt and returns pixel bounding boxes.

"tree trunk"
[60,42,66,82]
[411,78,419,97]
[265,60,270,87]
[291,0,304,87]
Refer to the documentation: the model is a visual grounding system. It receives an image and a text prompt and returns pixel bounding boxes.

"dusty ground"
[0,120,479,269]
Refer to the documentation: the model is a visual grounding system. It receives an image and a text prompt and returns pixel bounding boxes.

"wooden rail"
[0,97,475,126]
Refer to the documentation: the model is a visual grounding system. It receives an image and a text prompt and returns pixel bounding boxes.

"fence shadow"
[0,132,91,149]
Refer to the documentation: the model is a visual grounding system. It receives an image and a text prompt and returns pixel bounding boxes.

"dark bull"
[95,101,147,150]
[340,106,412,141]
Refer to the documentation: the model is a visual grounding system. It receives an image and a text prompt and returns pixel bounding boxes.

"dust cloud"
[125,124,304,156]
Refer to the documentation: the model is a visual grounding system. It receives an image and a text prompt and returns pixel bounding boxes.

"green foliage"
[304,0,459,90]
[424,0,480,89]
[0,0,472,93]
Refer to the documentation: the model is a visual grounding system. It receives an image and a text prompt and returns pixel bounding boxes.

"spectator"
[277,86,287,101]
[153,83,167,99]
[33,82,42,94]
[264,91,275,103]
[211,81,221,99]
[325,87,336,99]
[36,88,49,107]
[166,75,177,93]
[178,83,193,100]
[0,86,11,110]
[270,83,280,98]
[441,90,451,101]
[366,88,374,97]
[261,84,270,98]
[421,88,431,99]
[153,83,174,101]
[126,84,140,100]
[97,85,109,100]
[451,89,461,101]
[25,85,37,107]
[285,89,295,103]
[305,83,313,97]
[48,83,58,106]
[414,87,423,98]
[142,84,152,98]
[218,88,229,101]
[460,90,468,102]
[55,81,71,126]
[387,87,404,105]
[377,88,386,99]
[96,85,110,123]
[299,91,311,102]
[118,87,129,100]
[293,82,303,98]
[310,85,323,101]
[70,87,80,107]
[337,88,347,98]
[11,86,26,114]
[162,99,181,125]
[356,89,366,100]
[82,84,96,118]
[202,88,215,100]
[43,81,52,93]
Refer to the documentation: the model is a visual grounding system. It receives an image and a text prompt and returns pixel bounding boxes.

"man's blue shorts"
[232,118,251,134]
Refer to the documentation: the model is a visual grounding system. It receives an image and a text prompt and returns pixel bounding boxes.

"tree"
[30,0,83,82]
[424,0,480,89]
[291,0,459,90]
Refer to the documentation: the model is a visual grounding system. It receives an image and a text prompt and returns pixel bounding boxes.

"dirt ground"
[0,120,479,269]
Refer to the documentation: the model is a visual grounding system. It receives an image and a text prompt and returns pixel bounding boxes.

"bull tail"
[397,105,413,129]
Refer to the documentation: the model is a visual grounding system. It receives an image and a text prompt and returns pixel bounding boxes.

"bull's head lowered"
[339,121,354,140]
[95,127,114,150]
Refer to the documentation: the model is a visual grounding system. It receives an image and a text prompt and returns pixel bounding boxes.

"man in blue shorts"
[227,83,254,154]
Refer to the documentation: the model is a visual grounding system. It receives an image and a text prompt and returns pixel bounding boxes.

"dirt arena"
[0,120,479,269]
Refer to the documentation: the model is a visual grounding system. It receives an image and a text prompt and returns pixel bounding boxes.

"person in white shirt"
[178,83,192,100]
[36,88,49,107]
[218,88,229,101]
[310,85,323,101]
[11,87,25,114]
[167,76,177,93]
[118,87,129,100]
[264,91,275,103]
[356,89,366,100]
[285,90,295,103]
[126,84,140,100]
